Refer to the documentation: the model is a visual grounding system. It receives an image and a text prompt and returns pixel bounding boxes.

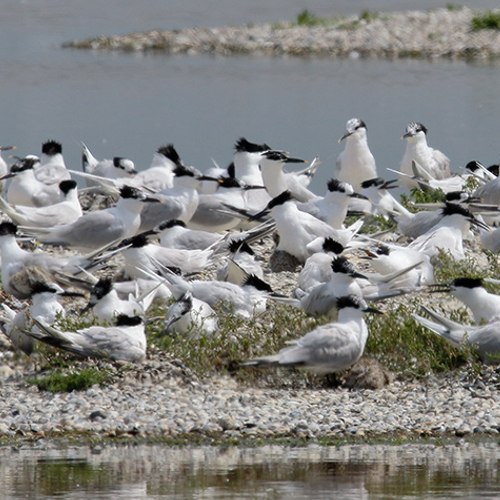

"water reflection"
[1,442,500,499]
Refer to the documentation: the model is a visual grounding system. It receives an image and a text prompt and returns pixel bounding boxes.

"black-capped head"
[339,118,367,141]
[0,221,18,236]
[322,237,344,255]
[91,277,114,300]
[115,315,143,327]
[9,156,39,174]
[156,144,183,167]
[331,256,366,279]
[217,176,243,189]
[42,140,62,156]
[59,179,77,195]
[403,122,428,138]
[234,138,271,153]
[227,162,236,178]
[173,164,197,178]
[157,219,187,231]
[267,190,293,210]
[119,185,142,200]
[375,245,390,256]
[452,277,483,289]
[445,191,468,203]
[489,164,500,177]
[126,233,149,248]
[465,160,482,172]
[336,294,364,311]
[441,202,471,219]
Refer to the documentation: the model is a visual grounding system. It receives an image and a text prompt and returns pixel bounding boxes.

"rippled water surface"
[2,442,500,499]
[2,0,500,195]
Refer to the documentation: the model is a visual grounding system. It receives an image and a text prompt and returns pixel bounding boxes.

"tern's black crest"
[336,295,363,311]
[235,138,270,153]
[128,233,149,248]
[218,176,242,189]
[119,185,142,199]
[465,160,482,172]
[331,256,357,276]
[406,122,428,136]
[58,179,77,195]
[113,157,128,169]
[42,140,62,156]
[156,144,183,167]
[30,281,58,296]
[441,202,471,218]
[489,164,500,177]
[360,177,384,189]
[244,274,273,292]
[173,164,196,178]
[262,150,288,162]
[326,178,351,193]
[227,163,236,178]
[115,315,143,327]
[92,277,114,300]
[322,237,344,255]
[158,219,187,231]
[10,157,38,173]
[0,222,18,236]
[267,190,293,209]
[445,191,467,203]
[375,245,390,256]
[452,277,483,289]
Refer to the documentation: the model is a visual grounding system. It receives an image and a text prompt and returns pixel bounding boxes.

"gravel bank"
[62,7,500,60]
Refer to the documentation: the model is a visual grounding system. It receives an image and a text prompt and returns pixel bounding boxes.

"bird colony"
[0,121,499,385]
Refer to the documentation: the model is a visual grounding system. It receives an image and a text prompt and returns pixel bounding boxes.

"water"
[2,0,500,195]
[1,442,500,499]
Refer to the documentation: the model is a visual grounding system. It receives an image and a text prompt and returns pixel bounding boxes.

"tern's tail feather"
[412,306,467,347]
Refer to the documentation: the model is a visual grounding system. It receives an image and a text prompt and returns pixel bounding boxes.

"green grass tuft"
[471,10,500,31]
[27,367,111,392]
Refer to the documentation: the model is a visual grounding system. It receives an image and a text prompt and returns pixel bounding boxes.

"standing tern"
[35,140,71,187]
[398,122,451,189]
[335,118,377,192]
[242,294,382,374]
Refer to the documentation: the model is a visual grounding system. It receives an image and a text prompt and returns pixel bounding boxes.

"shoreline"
[62,7,500,60]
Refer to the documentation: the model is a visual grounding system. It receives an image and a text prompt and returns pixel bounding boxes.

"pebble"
[62,8,500,60]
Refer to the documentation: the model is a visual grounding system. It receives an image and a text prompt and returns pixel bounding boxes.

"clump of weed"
[27,367,111,392]
[366,300,469,377]
[471,10,500,31]
[295,9,330,27]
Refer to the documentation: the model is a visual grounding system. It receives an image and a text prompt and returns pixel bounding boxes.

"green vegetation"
[295,9,331,27]
[471,10,500,31]
[27,367,111,392]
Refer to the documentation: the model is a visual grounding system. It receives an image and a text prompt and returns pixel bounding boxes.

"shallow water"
[2,1,500,195]
[2,442,500,499]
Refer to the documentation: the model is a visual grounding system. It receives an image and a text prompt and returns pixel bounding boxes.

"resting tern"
[0,179,82,227]
[28,314,147,363]
[297,178,367,229]
[427,277,500,325]
[347,177,402,218]
[250,190,363,263]
[162,291,217,339]
[242,294,382,374]
[23,185,162,251]
[0,281,84,355]
[398,122,451,189]
[2,155,63,207]
[153,219,224,251]
[0,222,101,298]
[216,239,264,283]
[80,277,147,324]
[413,306,500,365]
[335,118,377,192]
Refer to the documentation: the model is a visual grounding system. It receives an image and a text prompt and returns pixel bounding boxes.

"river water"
[2,0,500,195]
[2,441,500,499]
[2,1,500,497]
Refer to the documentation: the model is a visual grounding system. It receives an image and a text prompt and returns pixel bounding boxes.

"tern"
[0,179,82,227]
[335,118,377,192]
[427,277,500,325]
[259,150,316,202]
[0,281,84,355]
[398,122,451,189]
[162,291,217,339]
[28,314,147,363]
[242,294,382,374]
[35,140,71,187]
[153,219,224,251]
[0,145,15,186]
[413,306,500,365]
[250,191,364,263]
[22,185,162,251]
